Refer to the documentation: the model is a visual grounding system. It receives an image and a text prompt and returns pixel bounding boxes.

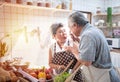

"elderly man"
[67,11,120,82]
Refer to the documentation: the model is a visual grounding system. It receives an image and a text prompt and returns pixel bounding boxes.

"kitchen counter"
[110,49,120,67]
[110,49,120,54]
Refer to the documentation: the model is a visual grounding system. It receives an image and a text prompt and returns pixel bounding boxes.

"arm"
[72,42,92,66]
[65,42,92,67]
[48,48,65,69]
[72,59,92,73]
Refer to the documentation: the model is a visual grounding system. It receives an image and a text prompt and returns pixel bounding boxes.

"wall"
[72,0,103,14]
[72,0,120,25]
[72,0,105,25]
[105,0,120,7]
[0,3,70,67]
[73,0,120,13]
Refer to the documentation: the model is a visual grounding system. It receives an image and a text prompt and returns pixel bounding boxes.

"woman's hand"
[56,65,65,70]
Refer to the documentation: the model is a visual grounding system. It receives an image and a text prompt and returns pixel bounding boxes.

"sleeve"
[79,35,96,62]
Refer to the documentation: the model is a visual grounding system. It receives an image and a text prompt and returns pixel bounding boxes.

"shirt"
[50,38,73,57]
[79,23,120,82]
[79,23,112,68]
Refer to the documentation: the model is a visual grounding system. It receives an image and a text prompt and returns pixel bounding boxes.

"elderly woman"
[48,23,83,81]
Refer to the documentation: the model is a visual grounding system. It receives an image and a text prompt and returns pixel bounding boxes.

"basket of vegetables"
[53,59,75,82]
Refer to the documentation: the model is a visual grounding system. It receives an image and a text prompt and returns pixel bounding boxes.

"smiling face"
[54,27,67,43]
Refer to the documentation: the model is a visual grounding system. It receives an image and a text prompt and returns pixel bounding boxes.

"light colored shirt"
[79,23,112,68]
[50,38,73,57]
[79,23,120,82]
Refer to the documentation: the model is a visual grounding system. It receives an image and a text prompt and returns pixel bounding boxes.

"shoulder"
[81,26,101,40]
[49,40,56,50]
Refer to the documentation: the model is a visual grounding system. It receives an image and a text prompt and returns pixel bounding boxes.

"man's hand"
[64,42,79,59]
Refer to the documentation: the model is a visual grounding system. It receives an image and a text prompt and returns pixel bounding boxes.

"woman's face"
[54,27,67,43]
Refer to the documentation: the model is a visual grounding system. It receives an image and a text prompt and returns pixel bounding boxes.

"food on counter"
[0,67,11,81]
[46,73,52,80]
[0,61,53,81]
[9,71,19,82]
[38,72,46,79]
[37,67,53,80]
[0,67,19,82]
[18,77,29,82]
[18,68,39,82]
[22,66,53,81]
[29,72,38,78]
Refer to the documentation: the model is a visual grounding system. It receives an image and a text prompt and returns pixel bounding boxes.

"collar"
[80,23,91,36]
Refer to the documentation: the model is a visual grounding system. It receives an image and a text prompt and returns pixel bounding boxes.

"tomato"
[46,74,52,80]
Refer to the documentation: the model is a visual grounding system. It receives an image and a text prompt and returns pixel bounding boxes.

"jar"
[27,0,33,5]
[61,0,69,9]
[61,2,66,9]
[69,0,72,10]
[16,0,22,4]
[37,0,44,7]
[5,0,11,3]
[96,7,101,14]
[45,0,51,7]
[118,21,120,27]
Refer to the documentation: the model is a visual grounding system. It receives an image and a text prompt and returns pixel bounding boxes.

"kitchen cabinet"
[93,13,120,38]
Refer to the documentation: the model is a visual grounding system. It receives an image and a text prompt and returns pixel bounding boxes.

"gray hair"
[69,11,89,27]
[50,23,63,36]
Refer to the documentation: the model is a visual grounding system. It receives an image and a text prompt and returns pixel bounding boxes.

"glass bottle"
[61,0,66,9]
[37,0,44,7]
[96,7,101,14]
[69,0,72,10]
[5,0,11,3]
[16,0,22,4]
[45,0,51,8]
[26,0,33,5]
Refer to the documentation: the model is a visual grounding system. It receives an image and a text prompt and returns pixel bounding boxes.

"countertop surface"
[110,49,120,54]
[110,49,120,67]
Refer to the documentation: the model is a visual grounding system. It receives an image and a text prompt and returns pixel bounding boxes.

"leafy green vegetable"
[54,72,70,82]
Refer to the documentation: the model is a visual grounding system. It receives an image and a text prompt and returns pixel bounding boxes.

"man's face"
[68,19,81,37]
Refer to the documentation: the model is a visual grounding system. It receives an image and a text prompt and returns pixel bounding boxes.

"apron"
[81,65,111,82]
[52,43,77,72]
[52,43,84,82]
